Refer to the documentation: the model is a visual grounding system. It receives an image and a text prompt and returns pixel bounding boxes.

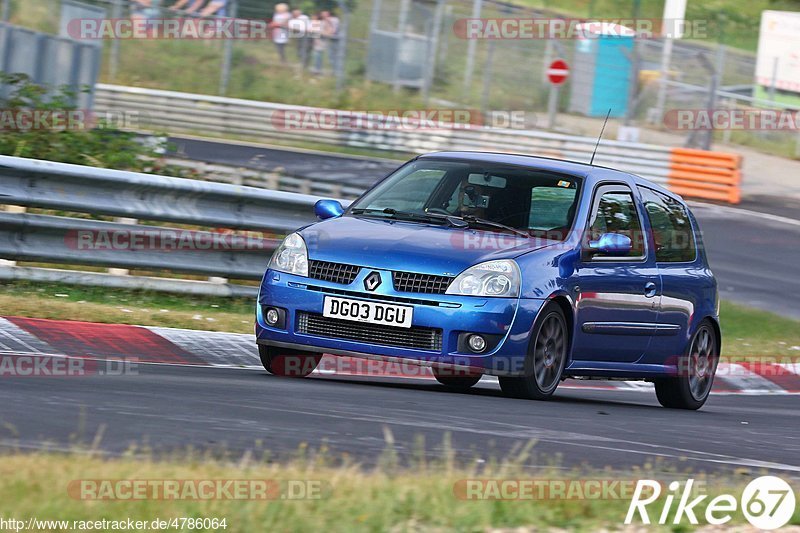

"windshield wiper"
[350,208,466,227]
[455,215,530,238]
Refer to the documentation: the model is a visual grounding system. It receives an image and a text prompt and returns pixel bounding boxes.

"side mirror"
[587,233,632,257]
[314,199,345,220]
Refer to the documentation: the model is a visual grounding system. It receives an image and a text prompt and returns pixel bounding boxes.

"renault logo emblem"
[364,271,382,291]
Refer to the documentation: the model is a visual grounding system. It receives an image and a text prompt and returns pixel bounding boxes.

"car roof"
[417,151,684,205]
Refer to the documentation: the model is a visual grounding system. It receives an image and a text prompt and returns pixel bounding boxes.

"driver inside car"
[436,177,492,219]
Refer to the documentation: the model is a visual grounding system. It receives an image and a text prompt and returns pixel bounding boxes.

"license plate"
[323,296,413,328]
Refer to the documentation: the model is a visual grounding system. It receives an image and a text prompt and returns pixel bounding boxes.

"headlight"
[269,232,308,277]
[446,259,520,298]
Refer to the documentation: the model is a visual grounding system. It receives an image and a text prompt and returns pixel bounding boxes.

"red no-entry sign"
[547,59,569,85]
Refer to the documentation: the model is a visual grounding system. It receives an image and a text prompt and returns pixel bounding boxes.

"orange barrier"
[667,148,742,204]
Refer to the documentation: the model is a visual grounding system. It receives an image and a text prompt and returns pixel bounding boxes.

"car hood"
[299,215,558,276]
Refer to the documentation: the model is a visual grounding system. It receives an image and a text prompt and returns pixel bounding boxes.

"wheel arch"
[686,315,722,355]
[546,292,576,362]
[705,315,722,354]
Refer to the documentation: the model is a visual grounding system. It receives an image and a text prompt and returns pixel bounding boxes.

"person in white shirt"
[271,3,291,64]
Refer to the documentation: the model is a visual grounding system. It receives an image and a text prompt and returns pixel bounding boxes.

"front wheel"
[654,320,719,410]
[498,302,568,400]
[432,367,482,390]
[258,345,321,377]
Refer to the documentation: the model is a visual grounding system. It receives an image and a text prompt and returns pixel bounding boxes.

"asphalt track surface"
[168,136,400,190]
[170,136,800,319]
[1,362,798,476]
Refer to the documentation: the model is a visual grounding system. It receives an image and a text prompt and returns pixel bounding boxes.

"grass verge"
[0,449,795,531]
[1,280,799,359]
[0,280,253,333]
[719,300,800,358]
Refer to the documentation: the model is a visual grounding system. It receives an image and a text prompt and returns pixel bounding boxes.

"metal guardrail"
[95,84,743,203]
[1,155,323,232]
[96,84,672,180]
[165,158,365,199]
[0,212,277,279]
[0,155,346,290]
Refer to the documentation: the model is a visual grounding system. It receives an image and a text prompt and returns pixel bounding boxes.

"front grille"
[393,271,453,294]
[309,260,361,285]
[297,312,442,351]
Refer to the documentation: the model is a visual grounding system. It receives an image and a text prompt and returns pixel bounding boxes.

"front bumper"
[256,269,546,376]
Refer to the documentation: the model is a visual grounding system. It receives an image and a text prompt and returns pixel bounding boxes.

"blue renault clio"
[256,152,720,410]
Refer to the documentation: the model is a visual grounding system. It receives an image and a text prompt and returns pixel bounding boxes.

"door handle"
[644,282,657,298]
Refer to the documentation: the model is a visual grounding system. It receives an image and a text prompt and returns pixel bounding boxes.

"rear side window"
[588,190,645,258]
[639,187,697,262]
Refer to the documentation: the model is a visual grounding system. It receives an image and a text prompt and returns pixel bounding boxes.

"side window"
[639,187,697,262]
[588,189,645,258]
[529,186,578,231]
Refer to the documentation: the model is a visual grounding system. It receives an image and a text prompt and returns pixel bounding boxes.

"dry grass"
[0,448,791,532]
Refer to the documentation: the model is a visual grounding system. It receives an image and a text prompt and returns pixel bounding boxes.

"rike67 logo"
[626,476,796,530]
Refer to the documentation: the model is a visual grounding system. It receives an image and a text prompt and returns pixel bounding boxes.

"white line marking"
[689,201,800,227]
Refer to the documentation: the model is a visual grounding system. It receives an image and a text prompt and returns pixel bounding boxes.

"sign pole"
[547,85,559,129]
[653,0,687,124]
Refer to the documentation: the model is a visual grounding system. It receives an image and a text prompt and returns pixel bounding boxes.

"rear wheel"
[498,302,568,400]
[432,367,481,390]
[258,345,321,377]
[654,320,718,410]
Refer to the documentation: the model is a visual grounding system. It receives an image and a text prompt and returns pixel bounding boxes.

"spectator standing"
[132,0,162,20]
[321,10,340,72]
[309,13,326,74]
[288,8,311,69]
[271,3,291,64]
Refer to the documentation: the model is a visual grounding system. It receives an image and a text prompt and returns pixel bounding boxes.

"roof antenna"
[590,108,611,166]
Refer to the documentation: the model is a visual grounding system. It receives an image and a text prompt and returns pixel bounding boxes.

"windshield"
[348,159,582,240]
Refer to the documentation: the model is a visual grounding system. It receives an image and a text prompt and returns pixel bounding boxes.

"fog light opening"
[265,308,280,326]
[468,334,487,353]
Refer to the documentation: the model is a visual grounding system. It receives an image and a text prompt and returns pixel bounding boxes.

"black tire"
[432,367,482,390]
[258,344,321,377]
[654,320,719,410]
[498,302,568,400]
